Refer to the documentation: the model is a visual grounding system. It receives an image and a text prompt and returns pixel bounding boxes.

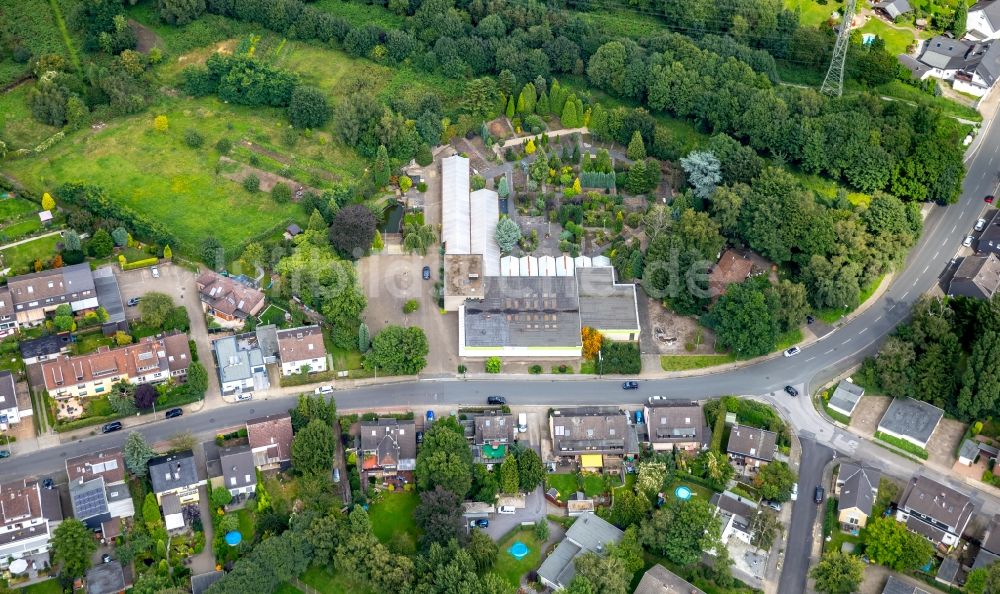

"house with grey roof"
[537,512,623,590]
[710,490,758,545]
[874,0,912,20]
[973,514,1000,569]
[896,475,974,550]
[472,412,516,466]
[360,418,417,479]
[828,380,864,418]
[219,445,256,501]
[0,370,31,431]
[212,332,270,396]
[877,398,943,449]
[914,35,1000,96]
[85,560,127,594]
[549,407,639,469]
[633,564,706,594]
[882,575,933,594]
[969,0,1000,41]
[957,438,999,466]
[726,425,777,473]
[7,263,98,327]
[949,253,1000,299]
[935,556,961,588]
[834,463,880,531]
[642,401,705,453]
[19,333,71,365]
[148,451,202,529]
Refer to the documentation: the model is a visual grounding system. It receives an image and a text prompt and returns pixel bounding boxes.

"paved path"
[0,229,63,251]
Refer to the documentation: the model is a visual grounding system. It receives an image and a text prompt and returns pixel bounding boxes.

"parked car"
[986,195,995,204]
[497,505,516,514]
[0,450,9,459]
[964,235,974,247]
[647,395,666,405]
[622,380,639,390]
[784,385,799,397]
[416,431,424,444]
[333,468,341,483]
[165,408,183,419]
[41,478,54,489]
[791,483,798,501]
[977,218,988,231]
[518,413,527,433]
[783,346,800,357]
[814,486,825,504]
[126,297,141,307]
[236,393,253,402]
[487,395,506,405]
[101,421,123,434]
[314,385,334,395]
[422,266,431,280]
[764,500,782,512]
[151,266,160,278]
[634,410,644,424]
[470,519,489,528]
[102,554,112,564]
[426,410,435,422]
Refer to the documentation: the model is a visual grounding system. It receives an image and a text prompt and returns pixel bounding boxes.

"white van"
[498,505,516,515]
[518,413,527,433]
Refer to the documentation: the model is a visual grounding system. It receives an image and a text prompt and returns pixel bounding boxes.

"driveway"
[483,485,546,540]
[356,253,458,375]
[114,263,222,408]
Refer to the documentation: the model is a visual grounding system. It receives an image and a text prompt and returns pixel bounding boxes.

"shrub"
[403,299,419,314]
[215,138,232,154]
[122,257,159,271]
[243,175,260,193]
[272,183,291,203]
[529,364,542,374]
[288,85,331,129]
[417,182,428,192]
[415,144,433,166]
[184,129,204,148]
[485,357,502,373]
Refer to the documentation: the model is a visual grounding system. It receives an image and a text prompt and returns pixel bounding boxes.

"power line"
[820,0,856,96]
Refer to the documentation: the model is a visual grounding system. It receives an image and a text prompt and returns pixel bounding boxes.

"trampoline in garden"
[508,541,529,560]
[674,486,693,500]
[224,531,243,546]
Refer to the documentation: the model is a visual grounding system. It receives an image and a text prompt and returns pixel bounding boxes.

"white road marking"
[912,280,918,287]
[842,338,852,345]
[889,304,896,310]
[824,349,835,355]
[942,238,948,246]
[805,357,815,362]
[933,251,939,259]
[859,328,868,334]
[875,316,882,322]
[922,265,929,273]
[901,291,909,298]
[951,225,957,233]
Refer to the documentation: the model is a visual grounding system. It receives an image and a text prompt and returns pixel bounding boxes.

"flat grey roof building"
[576,267,640,334]
[877,398,943,448]
[463,276,581,349]
[537,512,623,590]
[85,560,126,594]
[91,266,126,326]
[882,575,933,594]
[828,380,864,417]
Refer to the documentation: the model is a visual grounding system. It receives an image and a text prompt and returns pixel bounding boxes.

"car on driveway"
[783,346,800,357]
[422,266,431,280]
[784,385,799,397]
[236,393,253,402]
[977,218,988,231]
[814,486,825,504]
[101,421,123,434]
[622,381,639,390]
[964,235,974,247]
[497,505,516,514]
[426,410,435,422]
[764,500,782,512]
[165,408,183,419]
[127,297,141,307]
[987,195,995,204]
[470,519,489,528]
[151,266,160,278]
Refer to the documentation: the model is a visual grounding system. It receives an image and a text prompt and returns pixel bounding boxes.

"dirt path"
[238,140,339,182]
[219,157,324,197]
[128,19,162,53]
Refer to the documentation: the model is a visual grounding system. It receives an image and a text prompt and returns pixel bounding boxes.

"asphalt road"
[777,438,835,594]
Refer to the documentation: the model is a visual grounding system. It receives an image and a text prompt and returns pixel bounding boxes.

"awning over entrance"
[580,454,603,468]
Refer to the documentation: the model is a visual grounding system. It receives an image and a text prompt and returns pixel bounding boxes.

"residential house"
[882,575,934,594]
[549,407,639,471]
[196,272,266,326]
[212,333,269,395]
[473,412,516,466]
[642,401,705,453]
[973,514,1000,569]
[968,0,1000,41]
[710,490,758,546]
[834,463,880,531]
[537,512,623,590]
[0,478,63,570]
[0,371,32,430]
[913,36,1000,97]
[246,413,294,470]
[90,267,127,335]
[566,492,595,516]
[276,325,327,376]
[7,263,98,326]
[85,560,127,594]
[19,333,71,365]
[633,564,706,594]
[0,288,16,338]
[708,249,753,298]
[65,448,134,541]
[950,254,1000,299]
[148,451,202,530]
[874,0,913,20]
[828,380,865,418]
[726,425,777,473]
[957,438,999,466]
[219,445,256,501]
[360,418,417,480]
[896,475,974,550]
[42,333,192,400]
[978,212,1000,256]
[877,398,943,449]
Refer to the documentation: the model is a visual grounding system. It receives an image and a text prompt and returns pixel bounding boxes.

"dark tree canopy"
[329,205,376,257]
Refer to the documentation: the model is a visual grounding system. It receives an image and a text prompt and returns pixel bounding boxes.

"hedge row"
[874,431,929,460]
[122,257,159,270]
[56,183,180,252]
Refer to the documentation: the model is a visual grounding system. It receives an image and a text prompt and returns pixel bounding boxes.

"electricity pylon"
[820,0,858,97]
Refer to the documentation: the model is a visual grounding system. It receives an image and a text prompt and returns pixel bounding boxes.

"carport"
[92,266,127,335]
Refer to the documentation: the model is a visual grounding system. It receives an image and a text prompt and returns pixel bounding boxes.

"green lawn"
[71,332,114,355]
[20,578,64,594]
[274,584,305,594]
[775,328,803,351]
[665,478,716,502]
[312,0,405,29]
[236,508,256,539]
[783,0,840,28]
[0,197,40,222]
[0,218,42,240]
[300,565,375,594]
[494,528,544,589]
[815,274,885,323]
[0,82,62,150]
[258,304,289,327]
[857,18,920,56]
[368,491,420,546]
[660,354,737,371]
[0,233,61,270]
[545,472,608,501]
[329,347,363,371]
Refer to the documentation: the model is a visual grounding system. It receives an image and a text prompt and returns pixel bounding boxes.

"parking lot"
[113,263,222,406]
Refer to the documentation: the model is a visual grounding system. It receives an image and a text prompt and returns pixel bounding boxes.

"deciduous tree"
[864,516,934,571]
[811,551,865,594]
[415,417,474,496]
[581,326,602,359]
[288,85,331,129]
[124,431,156,476]
[139,292,174,328]
[52,519,97,579]
[363,325,429,375]
[329,205,376,257]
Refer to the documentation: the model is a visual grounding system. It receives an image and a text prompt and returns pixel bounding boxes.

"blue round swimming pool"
[675,486,693,500]
[508,541,529,560]
[224,531,242,546]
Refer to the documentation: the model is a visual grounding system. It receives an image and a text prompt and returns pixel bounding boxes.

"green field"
[0,197,40,222]
[858,18,921,56]
[494,528,544,588]
[20,578,63,594]
[0,0,83,86]
[312,0,406,29]
[299,565,375,594]
[665,478,716,502]
[0,218,42,240]
[368,491,420,547]
[0,82,62,150]
[0,233,61,270]
[783,0,841,28]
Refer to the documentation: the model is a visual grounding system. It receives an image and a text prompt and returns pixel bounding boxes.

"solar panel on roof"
[71,484,109,519]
